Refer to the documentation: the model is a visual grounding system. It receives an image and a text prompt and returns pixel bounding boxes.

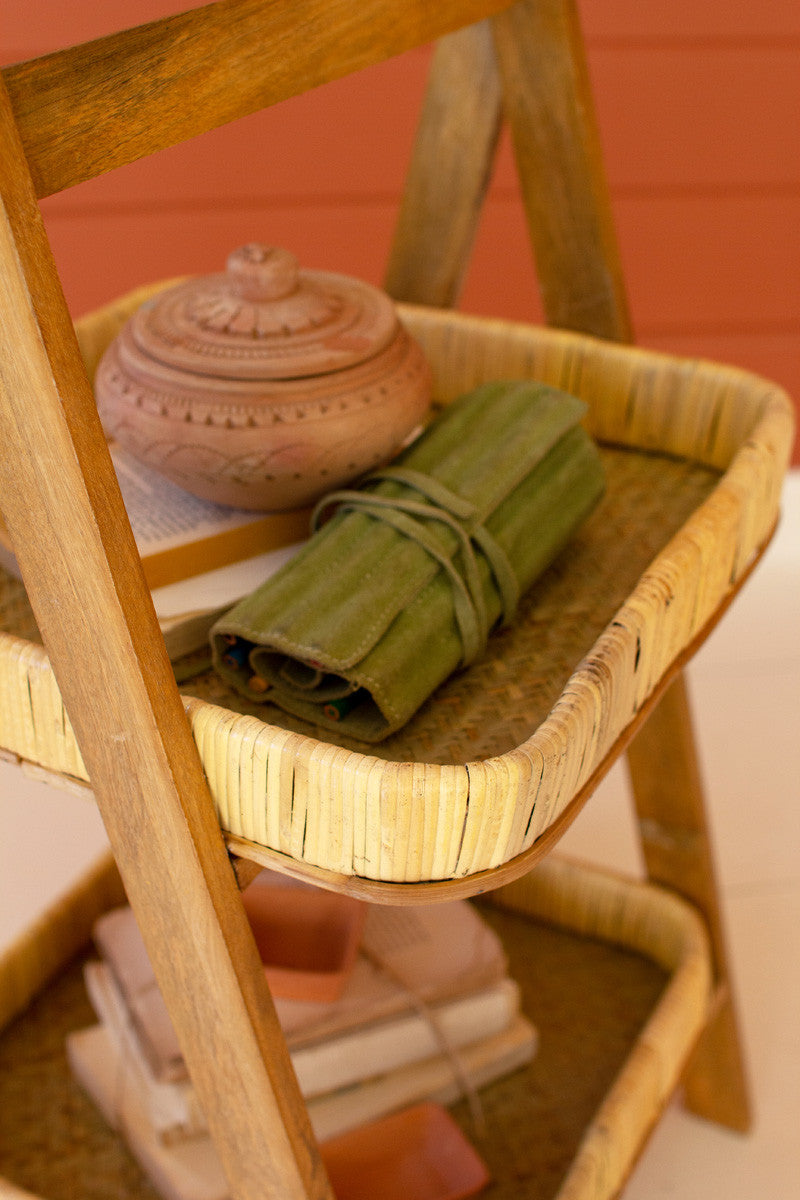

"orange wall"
[3,1,799,461]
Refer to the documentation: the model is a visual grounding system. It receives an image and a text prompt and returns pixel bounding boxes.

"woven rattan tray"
[0,853,712,1200]
[0,287,793,891]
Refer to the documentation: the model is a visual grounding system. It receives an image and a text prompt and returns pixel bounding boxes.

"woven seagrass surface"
[0,445,718,765]
[0,568,41,646]
[0,907,667,1200]
[181,446,718,762]
[0,953,161,1200]
[453,902,668,1198]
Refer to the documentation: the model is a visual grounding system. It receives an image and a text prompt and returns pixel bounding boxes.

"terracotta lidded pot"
[95,243,433,510]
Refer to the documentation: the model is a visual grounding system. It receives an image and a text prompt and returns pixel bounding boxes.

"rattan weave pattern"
[452,902,668,1200]
[0,571,40,648]
[0,957,160,1200]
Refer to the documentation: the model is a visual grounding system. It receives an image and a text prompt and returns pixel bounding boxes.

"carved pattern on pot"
[95,245,433,510]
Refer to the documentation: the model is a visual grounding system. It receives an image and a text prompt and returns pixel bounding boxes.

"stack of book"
[68,875,536,1200]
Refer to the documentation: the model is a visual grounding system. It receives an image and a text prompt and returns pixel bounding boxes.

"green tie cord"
[211,380,605,742]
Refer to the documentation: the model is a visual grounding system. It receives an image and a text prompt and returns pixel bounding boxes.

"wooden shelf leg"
[625,670,752,1132]
[492,0,633,341]
[384,18,503,308]
[0,78,332,1200]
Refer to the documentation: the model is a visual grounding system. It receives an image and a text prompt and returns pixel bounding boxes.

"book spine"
[307,1014,537,1142]
[84,963,206,1142]
[293,979,520,1100]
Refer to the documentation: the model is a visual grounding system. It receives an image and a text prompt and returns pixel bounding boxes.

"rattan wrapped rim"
[0,284,793,887]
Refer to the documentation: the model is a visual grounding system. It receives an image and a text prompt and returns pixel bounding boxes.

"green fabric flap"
[211,381,605,741]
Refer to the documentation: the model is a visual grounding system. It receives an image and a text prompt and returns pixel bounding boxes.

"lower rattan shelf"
[0,854,712,1200]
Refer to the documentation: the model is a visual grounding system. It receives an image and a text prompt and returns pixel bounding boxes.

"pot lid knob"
[227,243,299,302]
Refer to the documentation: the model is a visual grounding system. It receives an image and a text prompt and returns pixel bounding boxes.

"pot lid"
[127,243,399,382]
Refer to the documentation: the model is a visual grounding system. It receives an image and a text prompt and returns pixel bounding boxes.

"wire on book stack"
[67,872,537,1200]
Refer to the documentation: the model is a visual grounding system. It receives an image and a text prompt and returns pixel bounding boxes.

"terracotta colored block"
[320,1103,490,1200]
[242,884,366,1003]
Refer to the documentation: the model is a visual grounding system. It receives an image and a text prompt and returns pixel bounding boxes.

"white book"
[68,1016,536,1200]
[85,957,520,1141]
[293,976,520,1099]
[68,1025,227,1200]
[0,446,308,659]
[0,446,308,593]
[84,962,206,1143]
[308,1013,537,1142]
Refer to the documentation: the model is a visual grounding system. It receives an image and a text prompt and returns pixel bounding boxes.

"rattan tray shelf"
[0,853,713,1200]
[0,287,793,896]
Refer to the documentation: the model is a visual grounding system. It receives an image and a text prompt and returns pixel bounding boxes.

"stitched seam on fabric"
[316,483,519,667]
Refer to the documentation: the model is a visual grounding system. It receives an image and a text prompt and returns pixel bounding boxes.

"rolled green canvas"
[211,381,604,742]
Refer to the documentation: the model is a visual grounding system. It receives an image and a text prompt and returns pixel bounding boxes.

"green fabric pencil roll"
[211,380,605,742]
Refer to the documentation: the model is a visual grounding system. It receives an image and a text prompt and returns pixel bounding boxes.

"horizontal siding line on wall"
[8,0,800,51]
[641,335,800,353]
[611,184,800,199]
[40,179,800,218]
[7,29,800,63]
[8,37,800,63]
[42,192,800,327]
[584,35,800,51]
[40,192,406,218]
[9,36,800,64]
[636,319,800,337]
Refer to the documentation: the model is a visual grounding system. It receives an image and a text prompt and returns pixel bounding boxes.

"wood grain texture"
[625,672,752,1131]
[491,0,632,339]
[0,77,331,1200]
[2,0,513,198]
[0,1182,40,1200]
[384,20,503,306]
